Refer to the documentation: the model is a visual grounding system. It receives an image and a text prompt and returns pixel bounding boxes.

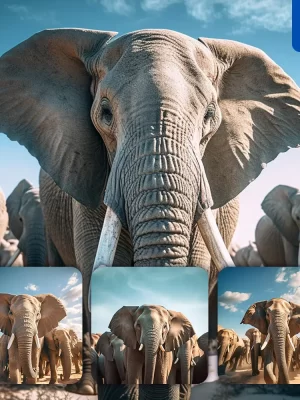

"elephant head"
[234,242,263,266]
[0,187,8,244]
[6,180,47,266]
[174,334,200,384]
[241,298,300,384]
[241,337,251,364]
[91,333,101,350]
[109,305,195,384]
[98,331,126,382]
[1,30,300,267]
[261,185,300,265]
[45,327,73,380]
[0,293,66,380]
[217,328,239,367]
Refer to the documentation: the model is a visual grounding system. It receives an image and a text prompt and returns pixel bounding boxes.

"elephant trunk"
[143,329,159,384]
[218,342,229,366]
[180,342,192,384]
[15,322,36,379]
[246,347,250,364]
[270,314,289,384]
[115,349,126,382]
[253,343,260,373]
[60,339,72,380]
[22,222,47,266]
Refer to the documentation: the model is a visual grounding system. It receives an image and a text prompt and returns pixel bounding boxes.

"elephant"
[255,185,300,266]
[91,333,101,350]
[0,188,8,244]
[233,242,263,266]
[245,328,265,376]
[97,331,126,384]
[0,238,23,267]
[0,293,66,384]
[108,305,195,384]
[217,328,245,374]
[6,180,47,266]
[1,28,300,397]
[238,337,251,367]
[289,335,298,372]
[0,334,9,382]
[241,298,300,384]
[91,346,105,387]
[293,336,300,370]
[71,340,83,374]
[169,334,206,384]
[41,327,74,384]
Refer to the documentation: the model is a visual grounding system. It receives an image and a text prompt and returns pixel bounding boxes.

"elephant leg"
[73,355,80,374]
[39,358,44,378]
[167,366,177,385]
[49,350,58,384]
[125,348,144,384]
[263,346,276,384]
[8,345,21,384]
[45,361,50,376]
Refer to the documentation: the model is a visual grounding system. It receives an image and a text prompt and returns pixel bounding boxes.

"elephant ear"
[35,294,66,337]
[261,185,299,246]
[245,328,255,342]
[6,180,32,240]
[165,310,195,352]
[0,293,14,336]
[109,306,139,349]
[289,302,300,337]
[98,331,114,361]
[199,38,300,210]
[241,301,268,335]
[45,329,57,351]
[0,29,118,208]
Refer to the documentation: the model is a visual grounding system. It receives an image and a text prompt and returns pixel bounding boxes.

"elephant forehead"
[137,305,170,320]
[11,294,40,310]
[268,298,292,311]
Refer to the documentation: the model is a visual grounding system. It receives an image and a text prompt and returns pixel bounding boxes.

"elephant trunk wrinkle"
[270,317,290,384]
[16,331,37,380]
[60,338,72,380]
[143,327,160,384]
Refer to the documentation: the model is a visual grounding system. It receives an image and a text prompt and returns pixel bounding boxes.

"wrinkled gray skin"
[0,294,66,384]
[238,337,250,367]
[217,328,244,374]
[245,328,264,376]
[6,180,47,266]
[109,305,195,385]
[255,185,300,266]
[1,28,300,398]
[0,334,9,382]
[233,242,263,266]
[0,188,8,244]
[241,298,300,384]
[98,332,126,384]
[41,327,73,384]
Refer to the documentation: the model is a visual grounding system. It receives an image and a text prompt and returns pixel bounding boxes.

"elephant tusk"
[174,358,179,364]
[251,345,254,351]
[197,209,234,271]
[35,334,40,349]
[139,344,143,351]
[7,333,15,349]
[58,348,62,357]
[88,206,122,312]
[217,345,221,350]
[288,334,296,352]
[191,359,196,366]
[227,345,230,353]
[5,248,21,267]
[261,333,271,350]
[159,345,165,352]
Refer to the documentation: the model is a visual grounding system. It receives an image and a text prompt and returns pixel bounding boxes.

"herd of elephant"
[231,184,300,267]
[0,293,82,385]
[90,305,208,386]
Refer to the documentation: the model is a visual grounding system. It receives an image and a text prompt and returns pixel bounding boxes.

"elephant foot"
[39,373,44,378]
[49,379,58,384]
[252,371,259,376]
[65,378,95,395]
[75,369,80,374]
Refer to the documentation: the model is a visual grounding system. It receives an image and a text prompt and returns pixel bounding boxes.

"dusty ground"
[38,363,82,385]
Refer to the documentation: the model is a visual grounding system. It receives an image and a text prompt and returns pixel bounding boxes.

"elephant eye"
[100,98,113,126]
[8,310,13,316]
[204,104,215,124]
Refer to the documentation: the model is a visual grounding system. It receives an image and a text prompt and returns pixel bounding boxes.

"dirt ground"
[38,363,82,385]
[218,358,300,384]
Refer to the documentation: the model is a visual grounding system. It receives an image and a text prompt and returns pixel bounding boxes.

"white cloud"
[219,302,238,313]
[281,288,300,304]
[141,0,180,11]
[288,271,300,288]
[7,4,58,25]
[275,268,288,283]
[66,302,82,316]
[61,283,82,303]
[90,0,134,15]
[24,283,38,292]
[62,272,79,292]
[219,291,251,304]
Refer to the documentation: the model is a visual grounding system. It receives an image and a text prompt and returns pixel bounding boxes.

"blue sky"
[0,0,299,246]
[0,267,82,338]
[91,267,208,335]
[218,267,300,338]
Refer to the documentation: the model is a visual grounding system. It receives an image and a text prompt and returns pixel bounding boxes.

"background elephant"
[0,293,66,384]
[233,242,263,266]
[91,333,101,350]
[169,334,206,384]
[255,185,300,266]
[0,188,8,244]
[6,180,47,266]
[1,28,300,396]
[245,328,264,376]
[217,328,244,374]
[293,336,300,370]
[239,337,251,367]
[42,327,73,384]
[241,298,300,384]
[0,335,9,382]
[109,305,195,384]
[98,331,126,384]
[290,335,298,372]
[0,238,23,267]
[91,346,105,388]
